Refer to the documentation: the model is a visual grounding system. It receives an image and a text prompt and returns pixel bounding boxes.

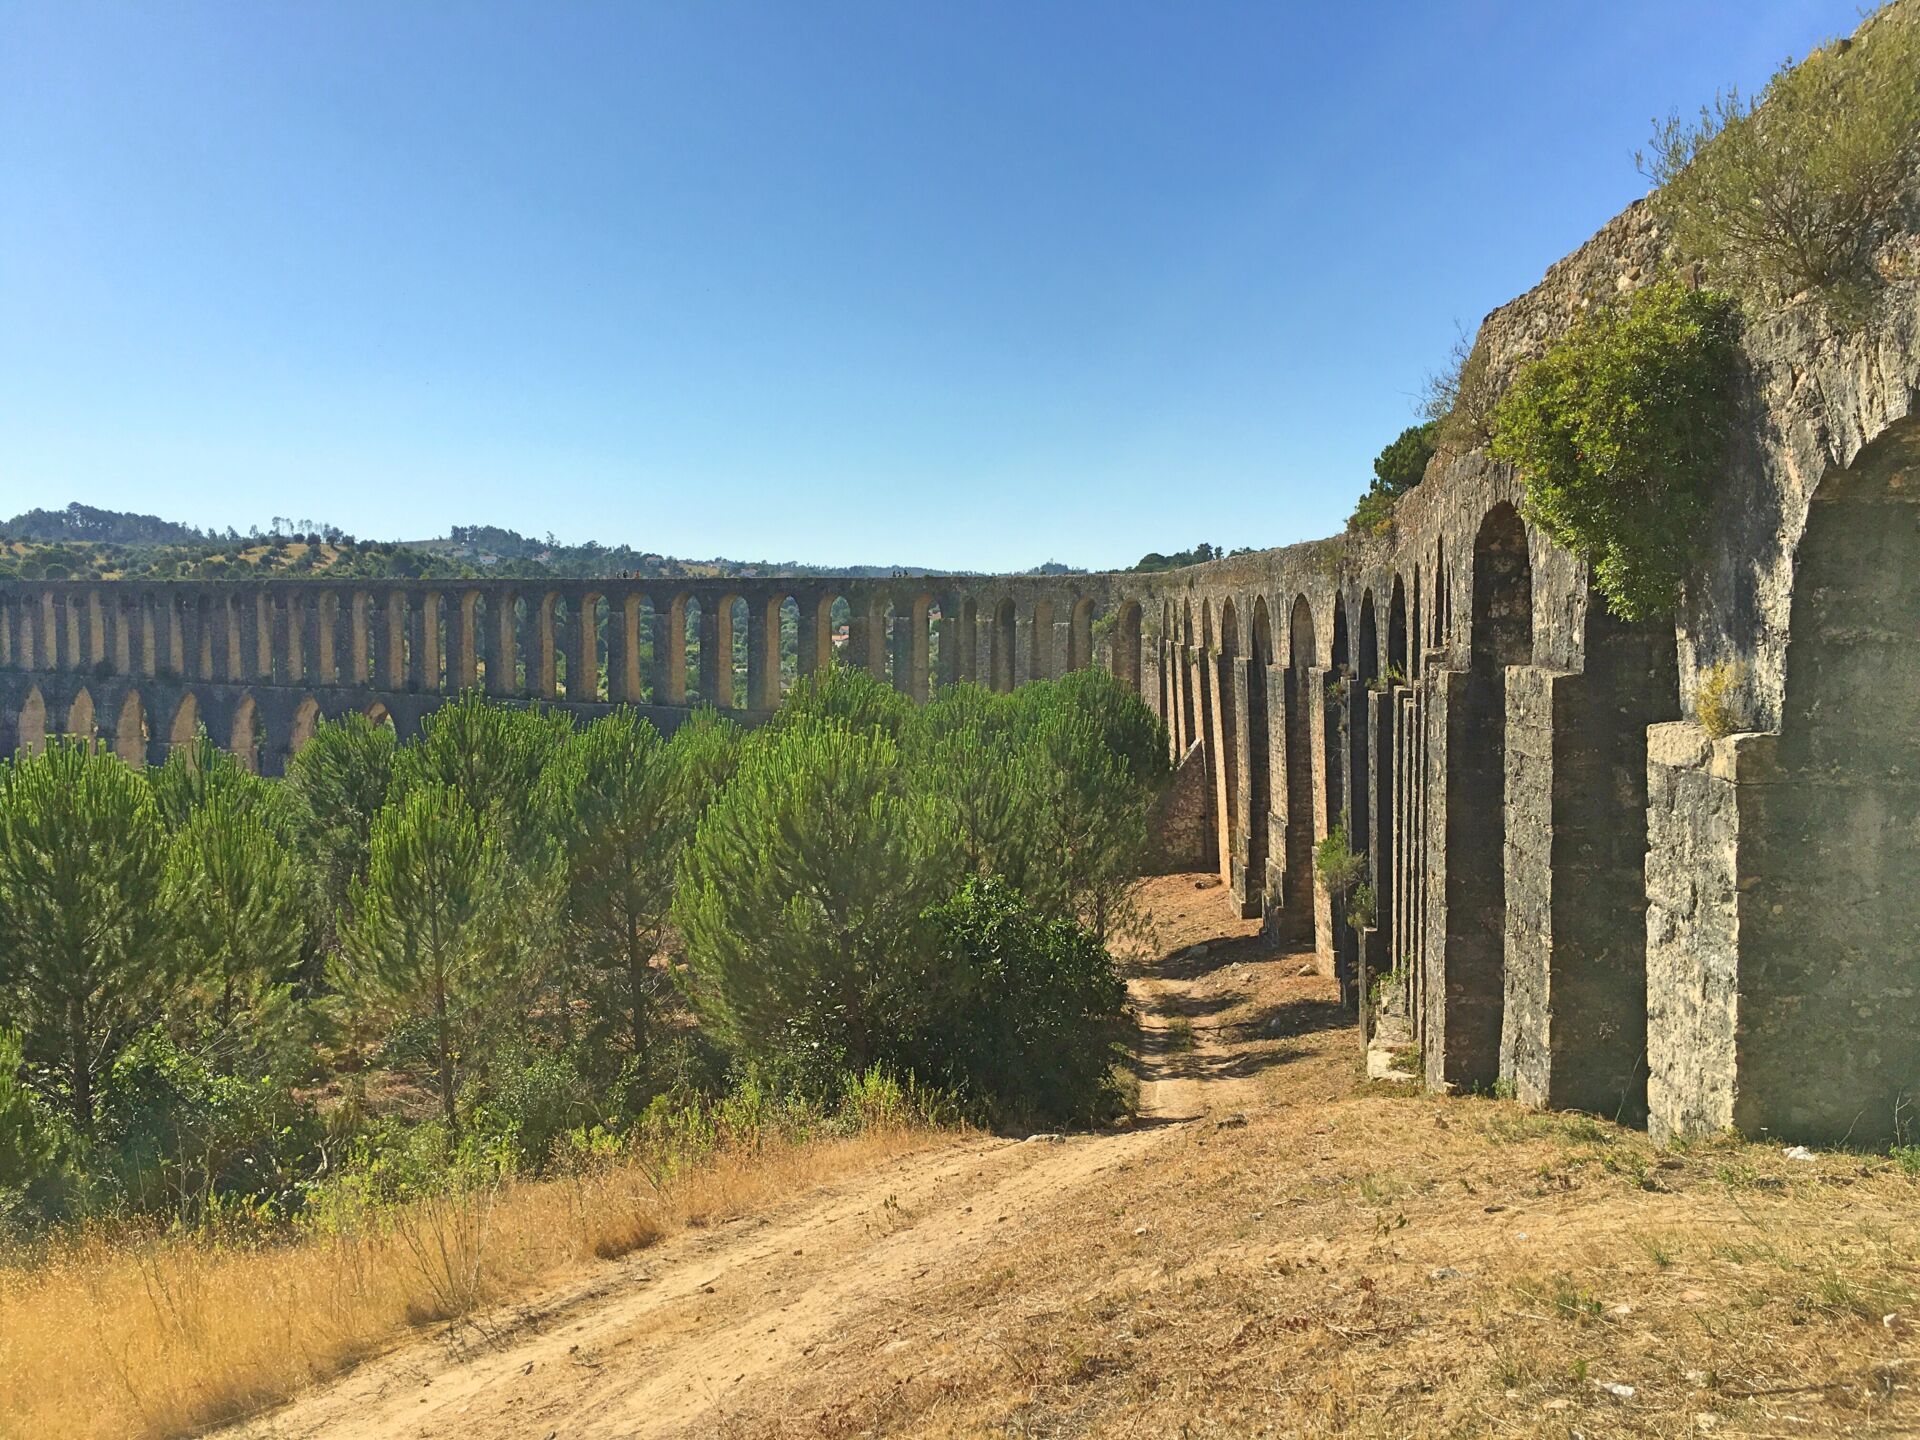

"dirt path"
[232,874,1315,1440]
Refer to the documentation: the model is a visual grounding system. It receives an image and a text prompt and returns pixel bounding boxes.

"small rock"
[1680,1289,1709,1304]
[1609,1303,1633,1316]
[1429,1266,1464,1282]
[1544,1398,1573,1411]
[1133,1224,1150,1236]
[1250,1210,1265,1220]
[1295,962,1316,976]
[1024,1133,1065,1144]
[1783,1144,1816,1161]
[1595,1380,1636,1399]
[1189,943,1210,958]
[1215,1112,1248,1129]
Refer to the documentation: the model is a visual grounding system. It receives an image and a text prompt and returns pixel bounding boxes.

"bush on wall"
[1639,3,1920,310]
[1490,279,1740,621]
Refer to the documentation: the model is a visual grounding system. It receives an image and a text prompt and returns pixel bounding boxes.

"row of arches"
[1149,499,1685,1125]
[0,585,1144,713]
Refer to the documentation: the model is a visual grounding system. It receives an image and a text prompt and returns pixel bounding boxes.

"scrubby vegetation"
[1347,421,1438,536]
[0,667,1165,1242]
[1641,1,1920,312]
[1491,279,1741,621]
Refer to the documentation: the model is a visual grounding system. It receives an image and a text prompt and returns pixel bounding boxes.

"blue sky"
[0,2,1863,571]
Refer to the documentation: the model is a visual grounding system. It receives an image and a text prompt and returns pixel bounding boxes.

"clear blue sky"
[0,2,1863,572]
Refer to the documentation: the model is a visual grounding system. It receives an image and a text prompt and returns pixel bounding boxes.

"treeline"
[0,668,1166,1235]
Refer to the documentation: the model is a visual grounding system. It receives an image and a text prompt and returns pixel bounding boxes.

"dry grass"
[703,920,1920,1439]
[0,1121,945,1440]
[722,1097,1920,1436]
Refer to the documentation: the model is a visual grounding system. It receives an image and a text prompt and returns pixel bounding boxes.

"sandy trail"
[233,874,1298,1440]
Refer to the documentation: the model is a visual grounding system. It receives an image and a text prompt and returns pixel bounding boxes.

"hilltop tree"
[0,742,179,1129]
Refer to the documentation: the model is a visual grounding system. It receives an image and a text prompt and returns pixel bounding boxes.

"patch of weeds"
[1164,1016,1195,1053]
[1889,1145,1920,1177]
[1696,659,1748,740]
[1635,1232,1679,1269]
[1801,1270,1891,1323]
[1513,1272,1606,1324]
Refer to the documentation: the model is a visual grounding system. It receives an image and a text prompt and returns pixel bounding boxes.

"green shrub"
[1490,279,1741,620]
[1347,881,1377,931]
[1314,824,1366,897]
[96,1028,322,1221]
[907,877,1131,1129]
[1696,659,1748,739]
[1640,5,1920,308]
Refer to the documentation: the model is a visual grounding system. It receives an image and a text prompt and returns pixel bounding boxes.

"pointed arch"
[65,688,96,743]
[16,685,46,755]
[168,693,199,755]
[114,689,147,768]
[289,696,322,756]
[230,694,260,773]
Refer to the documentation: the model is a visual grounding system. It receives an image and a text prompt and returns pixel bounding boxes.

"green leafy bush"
[907,877,1130,1128]
[1314,824,1366,897]
[1490,279,1741,620]
[1641,6,1920,308]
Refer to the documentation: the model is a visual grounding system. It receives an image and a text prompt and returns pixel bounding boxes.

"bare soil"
[231,875,1920,1439]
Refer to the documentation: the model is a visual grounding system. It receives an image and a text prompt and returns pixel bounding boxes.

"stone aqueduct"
[4,192,1918,1151]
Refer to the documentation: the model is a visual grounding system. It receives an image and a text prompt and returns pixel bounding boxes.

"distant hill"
[0,504,1081,581]
[4,503,208,546]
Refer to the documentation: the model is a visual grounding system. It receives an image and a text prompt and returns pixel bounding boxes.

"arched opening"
[537,593,564,700]
[65,688,96,744]
[1115,600,1143,696]
[289,696,321,757]
[723,594,749,710]
[956,598,978,684]
[577,591,607,702]
[867,595,896,689]
[230,695,261,773]
[1031,599,1056,683]
[114,690,147,768]
[1245,597,1275,918]
[168,692,200,757]
[1214,598,1242,891]
[16,686,46,755]
[777,595,802,700]
[923,599,942,697]
[1282,597,1318,947]
[1737,420,1920,1142]
[1441,503,1533,1090]
[1178,600,1197,751]
[991,599,1017,694]
[1067,597,1096,673]
[1387,578,1408,680]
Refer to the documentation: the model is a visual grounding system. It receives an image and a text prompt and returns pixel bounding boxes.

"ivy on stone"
[1490,279,1740,621]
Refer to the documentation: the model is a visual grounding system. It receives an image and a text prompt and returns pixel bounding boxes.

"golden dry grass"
[698,884,1920,1439]
[0,1121,946,1440]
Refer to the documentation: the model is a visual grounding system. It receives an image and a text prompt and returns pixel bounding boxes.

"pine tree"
[0,742,178,1129]
[335,783,520,1132]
